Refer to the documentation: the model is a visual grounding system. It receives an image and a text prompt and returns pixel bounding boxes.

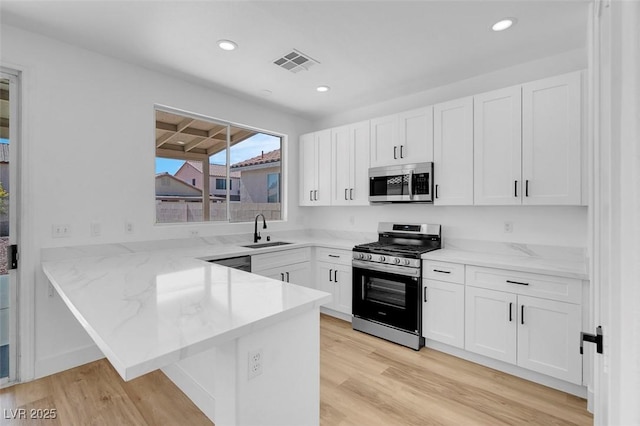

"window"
[155,107,282,223]
[267,173,280,203]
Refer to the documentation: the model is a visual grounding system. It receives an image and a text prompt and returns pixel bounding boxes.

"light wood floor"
[1,314,592,425]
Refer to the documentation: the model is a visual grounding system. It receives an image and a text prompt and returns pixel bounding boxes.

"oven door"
[352,262,422,334]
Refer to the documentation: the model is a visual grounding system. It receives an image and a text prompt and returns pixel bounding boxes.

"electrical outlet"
[504,222,513,233]
[248,349,263,379]
[52,224,71,238]
[125,221,134,234]
[90,222,101,237]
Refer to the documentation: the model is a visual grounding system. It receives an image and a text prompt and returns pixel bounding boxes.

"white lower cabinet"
[252,248,313,288]
[464,266,583,385]
[315,248,352,316]
[422,279,465,348]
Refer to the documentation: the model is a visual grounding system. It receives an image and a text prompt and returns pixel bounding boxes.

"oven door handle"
[352,260,421,277]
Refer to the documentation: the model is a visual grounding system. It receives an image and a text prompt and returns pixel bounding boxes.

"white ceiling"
[0,1,589,120]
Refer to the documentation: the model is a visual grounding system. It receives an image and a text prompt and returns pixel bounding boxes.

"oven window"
[365,277,407,310]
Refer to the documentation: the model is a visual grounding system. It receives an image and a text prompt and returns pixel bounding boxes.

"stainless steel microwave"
[369,162,434,203]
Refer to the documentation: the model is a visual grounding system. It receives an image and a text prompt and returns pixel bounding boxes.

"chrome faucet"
[254,213,267,243]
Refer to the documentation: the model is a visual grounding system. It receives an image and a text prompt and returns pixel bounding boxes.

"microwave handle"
[408,170,414,199]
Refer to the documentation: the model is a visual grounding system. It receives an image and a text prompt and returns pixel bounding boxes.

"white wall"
[307,48,589,249]
[0,24,312,379]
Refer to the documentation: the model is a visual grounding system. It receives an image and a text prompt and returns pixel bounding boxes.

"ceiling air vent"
[273,49,319,73]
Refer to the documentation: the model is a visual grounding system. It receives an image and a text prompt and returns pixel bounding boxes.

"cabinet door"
[299,132,317,206]
[433,97,474,205]
[285,262,314,289]
[370,114,398,167]
[522,71,582,205]
[474,86,522,205]
[331,125,352,206]
[397,106,433,164]
[349,120,371,205]
[465,286,517,364]
[315,262,336,310]
[517,295,582,384]
[422,280,465,348]
[316,129,332,205]
[332,264,352,315]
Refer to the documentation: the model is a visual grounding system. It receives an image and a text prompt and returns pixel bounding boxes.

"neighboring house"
[231,149,281,203]
[155,172,202,200]
[174,161,241,201]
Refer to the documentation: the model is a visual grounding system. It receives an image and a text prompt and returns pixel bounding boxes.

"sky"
[155,133,281,175]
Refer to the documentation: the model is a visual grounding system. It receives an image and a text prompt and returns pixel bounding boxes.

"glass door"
[0,69,19,385]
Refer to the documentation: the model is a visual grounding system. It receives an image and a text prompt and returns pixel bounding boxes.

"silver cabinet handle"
[514,180,518,197]
[286,272,290,282]
[334,270,338,283]
[400,145,404,158]
[433,269,451,274]
[435,184,439,199]
[393,146,397,159]
[309,190,313,201]
[328,254,340,258]
[280,272,285,281]
[314,190,318,201]
[345,188,348,200]
[525,180,529,197]
[424,287,428,302]
[521,305,525,325]
[329,269,333,282]
[350,188,354,200]
[509,302,513,322]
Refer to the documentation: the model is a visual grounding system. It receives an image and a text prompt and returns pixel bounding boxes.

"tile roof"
[185,161,240,178]
[231,149,280,169]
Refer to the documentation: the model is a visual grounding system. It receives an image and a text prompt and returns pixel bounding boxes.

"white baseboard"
[162,363,216,421]
[34,344,103,380]
[320,307,352,322]
[425,339,588,398]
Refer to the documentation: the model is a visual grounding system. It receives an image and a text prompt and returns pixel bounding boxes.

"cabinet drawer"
[315,247,352,266]
[423,260,465,284]
[466,266,581,304]
[252,247,311,272]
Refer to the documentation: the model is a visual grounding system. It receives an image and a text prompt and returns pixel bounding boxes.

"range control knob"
[404,259,411,265]
[394,257,401,264]
[380,255,386,262]
[367,254,373,260]
[358,253,365,260]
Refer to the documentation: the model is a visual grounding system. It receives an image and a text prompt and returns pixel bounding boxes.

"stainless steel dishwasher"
[208,255,252,272]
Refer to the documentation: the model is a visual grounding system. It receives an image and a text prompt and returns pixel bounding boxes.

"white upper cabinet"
[370,114,397,168]
[331,121,370,206]
[522,71,582,205]
[433,97,474,205]
[299,129,331,206]
[474,86,522,205]
[370,107,433,167]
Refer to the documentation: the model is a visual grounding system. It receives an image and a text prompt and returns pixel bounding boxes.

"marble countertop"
[42,248,332,381]
[422,239,588,280]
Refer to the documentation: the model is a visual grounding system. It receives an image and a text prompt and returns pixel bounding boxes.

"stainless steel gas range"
[352,223,441,350]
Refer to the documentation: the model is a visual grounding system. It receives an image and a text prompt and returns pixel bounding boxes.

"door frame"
[589,0,640,423]
[0,63,34,385]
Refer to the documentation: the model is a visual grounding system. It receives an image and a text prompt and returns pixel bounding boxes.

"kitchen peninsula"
[42,246,331,426]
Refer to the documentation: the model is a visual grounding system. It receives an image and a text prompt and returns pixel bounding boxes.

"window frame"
[154,104,286,224]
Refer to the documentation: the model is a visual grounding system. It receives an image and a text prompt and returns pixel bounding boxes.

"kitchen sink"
[242,241,293,249]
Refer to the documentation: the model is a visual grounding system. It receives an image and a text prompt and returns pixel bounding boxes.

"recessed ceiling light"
[217,39,237,51]
[492,18,517,32]
[316,85,330,93]
[176,141,185,145]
